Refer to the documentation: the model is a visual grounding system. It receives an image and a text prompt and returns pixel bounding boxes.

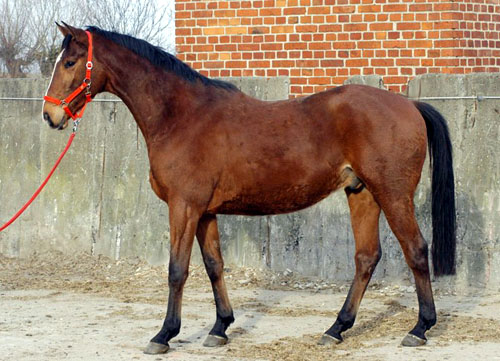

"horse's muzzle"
[43,112,67,130]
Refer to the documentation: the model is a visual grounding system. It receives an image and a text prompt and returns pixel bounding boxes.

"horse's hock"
[0,73,499,292]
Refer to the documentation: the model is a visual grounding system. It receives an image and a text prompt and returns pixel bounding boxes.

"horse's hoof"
[203,334,228,347]
[317,333,342,346]
[143,341,170,354]
[401,333,427,347]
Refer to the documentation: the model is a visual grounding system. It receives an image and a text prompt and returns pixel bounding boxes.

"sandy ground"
[1,252,499,361]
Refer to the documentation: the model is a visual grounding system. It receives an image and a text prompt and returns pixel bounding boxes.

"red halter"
[44,30,94,121]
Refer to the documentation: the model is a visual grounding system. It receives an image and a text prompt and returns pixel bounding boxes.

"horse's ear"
[59,21,85,40]
[56,22,70,37]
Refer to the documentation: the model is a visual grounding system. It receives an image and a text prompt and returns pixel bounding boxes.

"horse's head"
[43,23,105,130]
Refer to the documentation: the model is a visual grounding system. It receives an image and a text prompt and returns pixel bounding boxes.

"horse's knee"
[168,262,188,289]
[204,255,223,282]
[355,249,381,278]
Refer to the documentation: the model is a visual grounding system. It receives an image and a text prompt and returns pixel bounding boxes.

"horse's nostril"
[43,112,55,128]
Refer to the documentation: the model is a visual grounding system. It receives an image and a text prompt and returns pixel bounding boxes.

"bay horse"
[42,24,456,354]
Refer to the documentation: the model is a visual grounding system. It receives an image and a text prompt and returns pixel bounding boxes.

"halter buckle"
[73,119,80,133]
[86,61,93,70]
[84,79,92,95]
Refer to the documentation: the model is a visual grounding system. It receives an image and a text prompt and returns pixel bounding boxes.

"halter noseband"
[44,30,94,122]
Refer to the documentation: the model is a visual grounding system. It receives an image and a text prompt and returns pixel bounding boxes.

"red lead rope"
[1,31,94,232]
[0,132,76,232]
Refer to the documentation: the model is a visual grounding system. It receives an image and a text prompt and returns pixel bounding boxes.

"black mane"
[85,26,237,91]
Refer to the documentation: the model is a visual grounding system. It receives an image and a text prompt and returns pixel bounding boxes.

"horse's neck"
[102,53,198,143]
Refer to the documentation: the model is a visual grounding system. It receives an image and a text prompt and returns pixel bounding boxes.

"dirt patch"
[1,252,499,361]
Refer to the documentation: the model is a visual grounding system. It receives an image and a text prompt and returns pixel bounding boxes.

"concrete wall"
[0,77,288,267]
[0,74,499,290]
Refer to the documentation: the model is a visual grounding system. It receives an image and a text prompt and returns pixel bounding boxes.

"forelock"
[61,34,72,50]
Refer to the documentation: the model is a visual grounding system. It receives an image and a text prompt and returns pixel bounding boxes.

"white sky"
[158,0,176,51]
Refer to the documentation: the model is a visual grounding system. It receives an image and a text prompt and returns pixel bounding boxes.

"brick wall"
[175,0,500,96]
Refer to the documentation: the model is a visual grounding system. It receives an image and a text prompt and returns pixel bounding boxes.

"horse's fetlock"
[221,312,235,326]
[422,313,436,329]
[165,319,181,338]
[337,311,355,331]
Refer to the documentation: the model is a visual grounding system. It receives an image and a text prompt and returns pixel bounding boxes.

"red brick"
[260,8,281,16]
[284,7,306,15]
[308,6,330,14]
[309,77,331,85]
[333,41,356,49]
[396,23,421,31]
[383,40,406,48]
[321,59,344,67]
[331,6,355,13]
[346,59,369,67]
[408,40,433,48]
[435,58,460,67]
[396,59,420,66]
[312,16,325,24]
[192,10,213,18]
[238,43,260,51]
[226,61,247,68]
[296,25,318,32]
[320,24,342,32]
[434,40,460,48]
[384,76,407,84]
[409,4,432,12]
[358,41,382,49]
[238,9,258,16]
[359,5,381,12]
[383,4,407,12]
[285,42,308,50]
[297,60,319,67]
[344,23,368,32]
[249,60,271,68]
[371,58,394,67]
[204,61,224,69]
[309,42,332,50]
[370,23,393,31]
[271,25,294,33]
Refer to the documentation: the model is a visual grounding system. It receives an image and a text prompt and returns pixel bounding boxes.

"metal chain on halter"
[73,119,80,132]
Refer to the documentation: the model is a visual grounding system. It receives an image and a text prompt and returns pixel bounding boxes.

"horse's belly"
[214,185,335,215]
[210,166,357,215]
[207,143,356,215]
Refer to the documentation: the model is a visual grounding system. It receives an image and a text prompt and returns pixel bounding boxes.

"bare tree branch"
[0,0,35,77]
[83,0,174,50]
[0,0,174,77]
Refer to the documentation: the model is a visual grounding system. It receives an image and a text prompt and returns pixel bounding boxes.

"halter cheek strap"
[44,30,94,121]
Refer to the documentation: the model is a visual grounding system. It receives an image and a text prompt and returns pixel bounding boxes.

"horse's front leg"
[144,199,201,354]
[196,214,235,347]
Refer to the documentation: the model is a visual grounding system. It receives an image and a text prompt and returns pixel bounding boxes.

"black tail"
[414,101,456,276]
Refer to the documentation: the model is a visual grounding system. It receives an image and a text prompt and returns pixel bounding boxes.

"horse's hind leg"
[319,186,381,345]
[378,195,436,346]
[196,214,234,347]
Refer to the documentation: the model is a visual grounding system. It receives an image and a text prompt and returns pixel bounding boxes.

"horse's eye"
[64,61,76,69]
